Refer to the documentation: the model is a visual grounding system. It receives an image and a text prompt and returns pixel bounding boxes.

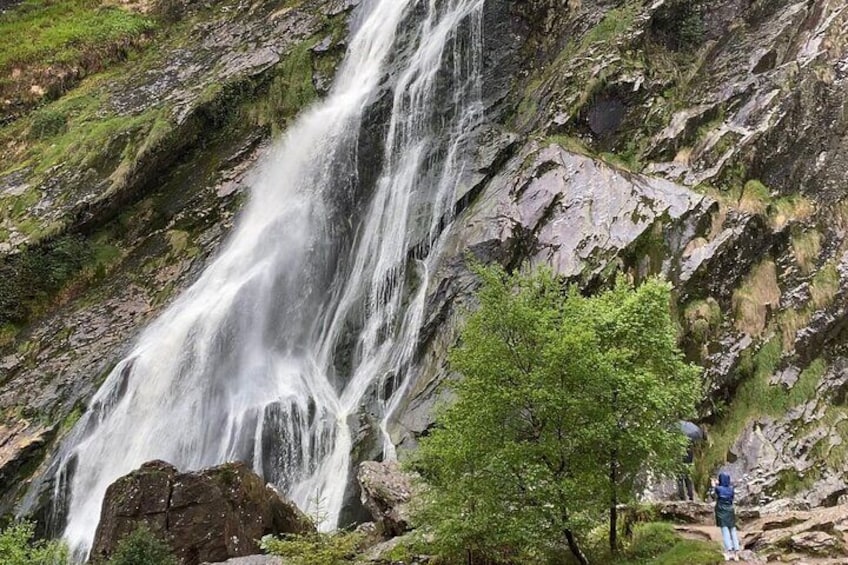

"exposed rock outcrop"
[745,504,848,560]
[90,460,313,565]
[357,461,413,538]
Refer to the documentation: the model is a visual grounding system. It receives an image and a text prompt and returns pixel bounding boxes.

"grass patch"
[0,0,155,72]
[547,134,593,156]
[0,230,125,325]
[580,2,642,49]
[604,522,723,565]
[810,263,840,308]
[770,194,814,229]
[683,297,722,344]
[790,229,821,275]
[737,179,770,215]
[731,260,780,337]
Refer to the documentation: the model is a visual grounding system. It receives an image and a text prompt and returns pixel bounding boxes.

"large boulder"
[91,460,313,565]
[356,461,413,538]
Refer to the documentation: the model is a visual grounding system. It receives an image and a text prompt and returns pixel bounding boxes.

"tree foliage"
[411,264,701,563]
[0,521,68,565]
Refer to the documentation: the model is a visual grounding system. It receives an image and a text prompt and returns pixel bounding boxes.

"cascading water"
[28,0,485,559]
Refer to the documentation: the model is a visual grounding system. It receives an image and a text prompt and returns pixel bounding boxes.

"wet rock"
[0,422,55,515]
[357,461,413,537]
[91,461,313,565]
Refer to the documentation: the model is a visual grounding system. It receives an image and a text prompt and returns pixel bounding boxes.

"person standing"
[710,472,741,562]
[678,420,704,500]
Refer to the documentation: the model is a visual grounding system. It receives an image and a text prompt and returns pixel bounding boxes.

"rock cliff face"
[2,0,848,531]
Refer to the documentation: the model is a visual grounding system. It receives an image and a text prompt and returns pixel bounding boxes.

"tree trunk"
[610,388,619,554]
[564,528,589,565]
[609,451,618,553]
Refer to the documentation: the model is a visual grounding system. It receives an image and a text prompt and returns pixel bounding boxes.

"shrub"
[650,0,705,50]
[625,522,679,561]
[261,531,365,565]
[28,108,68,139]
[107,525,176,565]
[0,521,69,565]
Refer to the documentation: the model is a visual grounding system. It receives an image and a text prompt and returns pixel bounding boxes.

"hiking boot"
[732,551,741,561]
[723,552,733,562]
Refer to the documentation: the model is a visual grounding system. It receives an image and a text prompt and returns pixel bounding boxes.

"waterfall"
[30,0,485,558]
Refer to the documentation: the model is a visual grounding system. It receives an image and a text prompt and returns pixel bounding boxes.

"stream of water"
[31,0,485,558]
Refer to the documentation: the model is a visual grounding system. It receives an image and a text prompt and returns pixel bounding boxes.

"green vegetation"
[775,259,841,349]
[649,0,705,50]
[251,43,318,135]
[697,337,827,488]
[790,229,822,275]
[737,180,770,215]
[0,0,154,72]
[0,520,68,565]
[810,262,840,308]
[261,531,365,565]
[411,264,700,564]
[683,297,722,345]
[106,525,176,565]
[618,522,721,565]
[731,259,780,337]
[513,2,642,130]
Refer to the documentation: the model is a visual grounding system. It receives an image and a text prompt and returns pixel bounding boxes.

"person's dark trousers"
[677,474,694,500]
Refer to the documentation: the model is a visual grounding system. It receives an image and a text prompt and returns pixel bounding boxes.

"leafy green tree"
[107,525,176,565]
[0,520,68,565]
[411,265,700,564]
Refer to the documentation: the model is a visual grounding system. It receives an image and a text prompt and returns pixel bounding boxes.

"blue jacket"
[715,472,734,503]
[713,472,736,528]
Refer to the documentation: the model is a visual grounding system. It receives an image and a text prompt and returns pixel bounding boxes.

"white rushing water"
[34,0,485,559]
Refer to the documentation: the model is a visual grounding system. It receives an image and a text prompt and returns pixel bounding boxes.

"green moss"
[0,322,19,348]
[251,42,317,134]
[59,404,84,434]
